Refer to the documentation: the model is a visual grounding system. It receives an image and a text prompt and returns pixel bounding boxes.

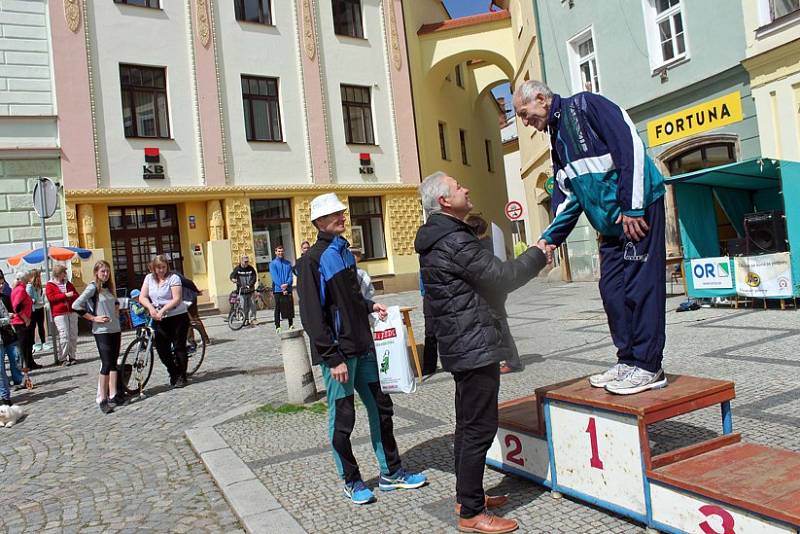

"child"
[128,289,149,337]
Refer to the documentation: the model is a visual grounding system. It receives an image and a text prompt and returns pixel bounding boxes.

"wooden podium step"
[498,395,544,437]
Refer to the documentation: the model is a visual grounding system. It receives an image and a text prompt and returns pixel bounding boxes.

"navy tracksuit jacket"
[541,92,666,372]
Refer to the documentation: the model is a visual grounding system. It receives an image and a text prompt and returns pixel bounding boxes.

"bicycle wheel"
[228,306,246,331]
[186,324,207,376]
[120,336,155,395]
[256,293,268,311]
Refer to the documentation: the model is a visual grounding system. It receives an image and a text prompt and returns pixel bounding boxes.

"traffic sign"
[505,200,523,221]
[32,177,58,219]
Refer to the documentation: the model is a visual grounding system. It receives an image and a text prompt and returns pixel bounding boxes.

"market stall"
[666,158,800,301]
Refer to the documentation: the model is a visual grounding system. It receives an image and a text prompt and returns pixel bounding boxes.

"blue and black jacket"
[268,257,294,294]
[297,232,375,367]
[541,92,665,245]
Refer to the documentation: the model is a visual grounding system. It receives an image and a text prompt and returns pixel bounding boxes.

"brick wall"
[0,158,63,271]
[0,0,53,116]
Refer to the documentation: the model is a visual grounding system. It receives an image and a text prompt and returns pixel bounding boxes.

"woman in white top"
[139,255,190,388]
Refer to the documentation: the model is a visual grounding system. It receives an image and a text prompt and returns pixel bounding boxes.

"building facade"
[52,0,422,308]
[534,0,760,280]
[402,2,514,250]
[742,0,800,161]
[0,0,63,270]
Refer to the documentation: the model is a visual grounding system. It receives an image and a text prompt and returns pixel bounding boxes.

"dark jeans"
[153,313,190,382]
[453,362,500,518]
[273,293,294,328]
[13,324,35,368]
[31,308,45,344]
[95,332,121,375]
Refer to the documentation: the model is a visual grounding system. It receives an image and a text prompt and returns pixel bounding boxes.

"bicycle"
[253,285,272,311]
[119,314,207,396]
[227,287,252,331]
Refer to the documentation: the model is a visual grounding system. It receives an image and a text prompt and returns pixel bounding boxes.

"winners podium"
[486,375,800,533]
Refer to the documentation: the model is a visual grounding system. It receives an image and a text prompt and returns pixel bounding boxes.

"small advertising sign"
[734,252,793,298]
[690,257,733,290]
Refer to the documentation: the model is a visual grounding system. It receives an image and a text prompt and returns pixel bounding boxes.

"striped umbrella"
[7,246,93,268]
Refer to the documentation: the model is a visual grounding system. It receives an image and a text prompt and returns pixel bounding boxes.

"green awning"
[665,157,781,190]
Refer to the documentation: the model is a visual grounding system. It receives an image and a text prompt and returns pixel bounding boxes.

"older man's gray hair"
[513,80,553,105]
[419,171,451,216]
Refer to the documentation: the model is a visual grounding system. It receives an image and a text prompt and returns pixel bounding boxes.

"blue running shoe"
[378,468,427,491]
[343,480,376,504]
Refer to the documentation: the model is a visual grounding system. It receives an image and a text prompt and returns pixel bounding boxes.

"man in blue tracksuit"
[513,80,667,395]
[298,192,427,504]
[268,244,294,332]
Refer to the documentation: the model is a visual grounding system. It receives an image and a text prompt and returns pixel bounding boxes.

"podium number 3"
[504,434,525,466]
[585,417,604,470]
[698,505,735,534]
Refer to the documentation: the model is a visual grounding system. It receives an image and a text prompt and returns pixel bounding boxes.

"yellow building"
[402,2,516,249]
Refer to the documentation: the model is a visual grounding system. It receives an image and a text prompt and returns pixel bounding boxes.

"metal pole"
[36,177,59,366]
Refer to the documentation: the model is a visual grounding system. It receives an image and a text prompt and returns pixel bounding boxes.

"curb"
[185,404,307,534]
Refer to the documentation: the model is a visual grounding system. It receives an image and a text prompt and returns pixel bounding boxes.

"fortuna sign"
[646,91,743,147]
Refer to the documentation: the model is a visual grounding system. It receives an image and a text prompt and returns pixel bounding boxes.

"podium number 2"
[698,505,735,534]
[585,417,604,470]
[504,434,525,466]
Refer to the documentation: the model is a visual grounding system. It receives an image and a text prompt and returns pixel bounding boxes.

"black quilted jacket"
[414,213,547,373]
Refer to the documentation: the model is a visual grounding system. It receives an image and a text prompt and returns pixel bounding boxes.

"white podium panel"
[549,401,646,515]
[487,428,550,483]
[650,483,796,534]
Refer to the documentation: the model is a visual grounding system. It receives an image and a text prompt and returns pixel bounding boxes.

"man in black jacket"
[298,193,427,505]
[415,172,548,534]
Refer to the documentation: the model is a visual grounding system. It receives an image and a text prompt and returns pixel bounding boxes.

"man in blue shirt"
[513,80,667,396]
[268,245,294,333]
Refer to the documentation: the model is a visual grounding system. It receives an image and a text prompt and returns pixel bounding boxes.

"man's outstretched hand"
[616,214,650,241]
[536,239,556,264]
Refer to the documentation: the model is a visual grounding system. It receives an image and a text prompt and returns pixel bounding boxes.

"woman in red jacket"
[46,265,79,366]
[11,271,38,370]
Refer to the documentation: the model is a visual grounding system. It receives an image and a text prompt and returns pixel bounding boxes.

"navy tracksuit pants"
[598,196,666,373]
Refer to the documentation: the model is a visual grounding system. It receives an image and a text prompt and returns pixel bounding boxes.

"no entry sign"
[505,200,523,221]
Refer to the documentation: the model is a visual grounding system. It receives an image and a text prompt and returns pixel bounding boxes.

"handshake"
[534,239,557,264]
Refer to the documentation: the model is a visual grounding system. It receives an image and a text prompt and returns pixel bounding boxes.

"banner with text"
[734,253,793,298]
[690,257,733,290]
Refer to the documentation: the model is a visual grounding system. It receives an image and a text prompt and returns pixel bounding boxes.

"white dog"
[0,404,24,428]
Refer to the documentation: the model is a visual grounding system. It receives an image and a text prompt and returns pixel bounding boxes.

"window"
[234,0,272,25]
[770,0,800,19]
[459,129,469,165]
[114,0,159,7]
[341,85,374,144]
[333,0,364,38]
[642,0,689,70]
[666,143,735,175]
[455,64,464,88]
[568,29,600,93]
[485,139,494,172]
[120,64,169,138]
[349,197,386,260]
[241,75,282,142]
[438,121,449,160]
[250,199,295,272]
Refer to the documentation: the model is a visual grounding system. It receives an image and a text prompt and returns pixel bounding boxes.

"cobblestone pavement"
[3,280,799,533]
[215,281,800,534]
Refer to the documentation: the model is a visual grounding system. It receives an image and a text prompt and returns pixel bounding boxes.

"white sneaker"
[33,343,42,353]
[588,363,634,388]
[605,367,668,395]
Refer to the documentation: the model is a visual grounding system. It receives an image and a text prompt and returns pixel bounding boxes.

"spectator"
[45,265,79,366]
[293,240,313,296]
[72,260,123,414]
[300,240,311,255]
[0,269,11,302]
[415,172,548,533]
[513,80,667,395]
[139,255,190,388]
[11,271,38,370]
[0,297,24,402]
[350,249,375,301]
[26,269,47,352]
[230,255,258,326]
[175,273,209,346]
[298,192,427,505]
[128,289,149,337]
[269,245,294,333]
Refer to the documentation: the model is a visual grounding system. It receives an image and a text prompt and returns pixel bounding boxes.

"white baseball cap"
[310,193,347,221]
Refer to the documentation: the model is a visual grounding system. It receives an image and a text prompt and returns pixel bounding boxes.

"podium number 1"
[585,417,604,470]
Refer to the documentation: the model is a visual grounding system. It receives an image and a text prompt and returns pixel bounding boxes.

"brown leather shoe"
[455,494,509,515]
[458,512,518,533]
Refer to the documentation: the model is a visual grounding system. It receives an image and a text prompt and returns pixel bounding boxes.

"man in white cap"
[298,193,427,505]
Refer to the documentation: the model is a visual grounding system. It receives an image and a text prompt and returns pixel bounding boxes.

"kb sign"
[690,257,733,290]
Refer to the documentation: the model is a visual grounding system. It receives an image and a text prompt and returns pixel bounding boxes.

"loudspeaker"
[725,238,747,256]
[744,210,787,255]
